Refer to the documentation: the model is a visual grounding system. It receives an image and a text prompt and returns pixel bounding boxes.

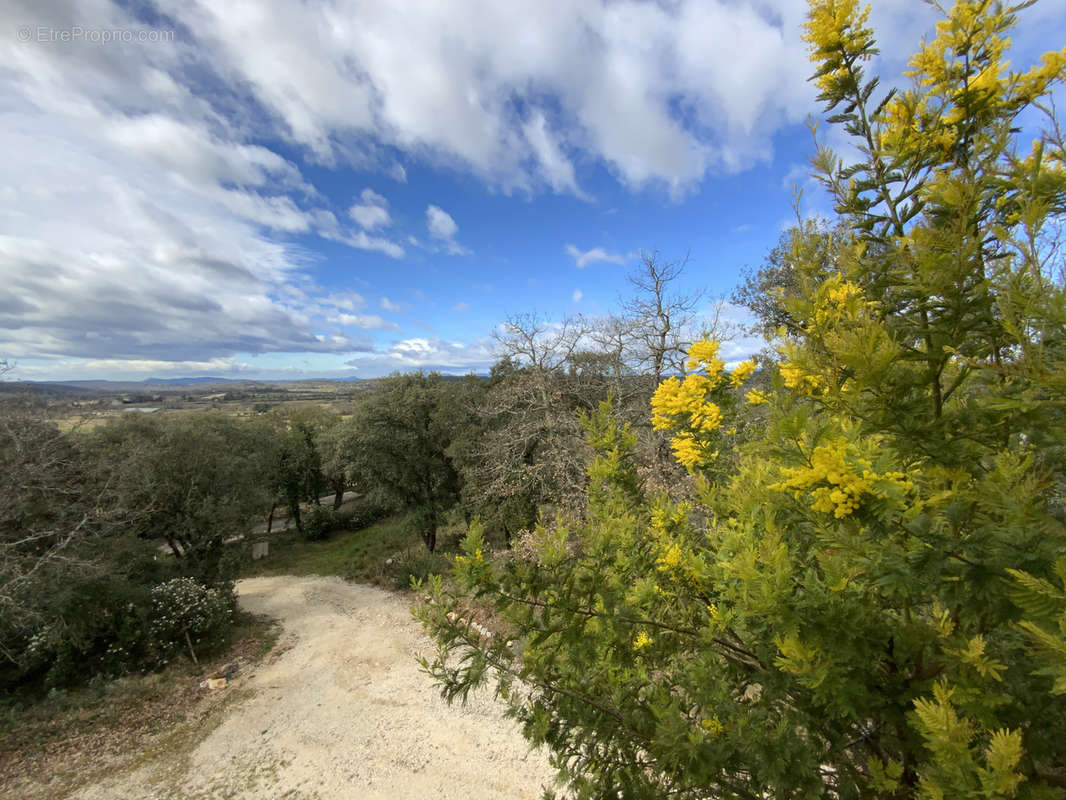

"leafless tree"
[587,315,633,379]
[621,252,706,383]
[492,312,591,373]
[452,314,600,537]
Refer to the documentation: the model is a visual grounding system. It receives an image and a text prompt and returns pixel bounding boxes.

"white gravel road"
[73,575,559,800]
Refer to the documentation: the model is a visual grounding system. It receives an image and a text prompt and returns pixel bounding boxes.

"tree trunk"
[184,629,199,665]
[332,479,345,510]
[423,508,438,553]
[266,502,276,535]
[287,493,302,532]
[164,535,183,558]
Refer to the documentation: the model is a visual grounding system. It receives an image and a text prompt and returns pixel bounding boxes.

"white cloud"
[321,228,405,259]
[4,0,1062,379]
[318,291,367,313]
[426,205,458,239]
[565,244,626,269]
[143,0,825,194]
[330,313,401,331]
[452,302,469,311]
[9,0,1062,208]
[348,188,392,230]
[426,205,471,255]
[522,110,588,199]
[572,289,583,303]
[380,297,404,312]
[0,0,416,369]
[11,357,253,380]
[346,336,496,374]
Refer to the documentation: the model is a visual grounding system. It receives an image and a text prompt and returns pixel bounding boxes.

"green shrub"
[337,500,392,531]
[21,576,155,688]
[385,547,449,590]
[147,577,233,665]
[301,504,340,541]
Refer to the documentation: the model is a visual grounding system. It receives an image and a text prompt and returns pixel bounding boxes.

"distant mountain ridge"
[23,376,365,389]
[0,376,368,395]
[140,376,246,384]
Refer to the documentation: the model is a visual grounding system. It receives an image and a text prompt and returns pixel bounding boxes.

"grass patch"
[241,511,453,589]
[0,611,281,800]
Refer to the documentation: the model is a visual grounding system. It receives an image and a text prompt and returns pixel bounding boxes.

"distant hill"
[141,376,246,384]
[2,375,370,394]
[1,374,491,398]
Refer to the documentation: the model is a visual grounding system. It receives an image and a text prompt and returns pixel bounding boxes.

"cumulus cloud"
[5,0,1060,378]
[345,336,496,374]
[426,205,458,239]
[380,297,404,312]
[565,244,627,269]
[349,188,392,230]
[572,289,583,303]
[0,0,410,367]
[426,205,471,255]
[142,0,825,194]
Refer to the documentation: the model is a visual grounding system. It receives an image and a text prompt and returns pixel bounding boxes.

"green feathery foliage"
[420,1,1066,797]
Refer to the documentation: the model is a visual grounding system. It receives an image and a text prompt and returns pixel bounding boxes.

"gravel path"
[73,575,559,800]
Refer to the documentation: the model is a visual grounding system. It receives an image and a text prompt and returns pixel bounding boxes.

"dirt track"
[72,576,558,800]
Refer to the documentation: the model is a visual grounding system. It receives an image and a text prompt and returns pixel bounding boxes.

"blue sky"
[3,0,1064,381]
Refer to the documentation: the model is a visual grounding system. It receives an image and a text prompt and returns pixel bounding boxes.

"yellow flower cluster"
[745,389,769,406]
[700,715,724,736]
[633,630,653,650]
[651,375,717,431]
[780,362,823,395]
[803,0,871,54]
[670,433,715,469]
[1018,48,1066,102]
[771,438,910,518]
[802,0,874,94]
[650,500,691,534]
[880,2,1066,165]
[730,359,757,388]
[685,339,726,375]
[657,542,684,572]
[650,502,699,581]
[651,340,760,470]
[812,277,871,328]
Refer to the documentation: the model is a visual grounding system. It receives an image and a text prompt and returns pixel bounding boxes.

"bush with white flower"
[148,577,233,664]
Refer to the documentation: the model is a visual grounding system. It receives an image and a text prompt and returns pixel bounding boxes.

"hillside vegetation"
[2,0,1066,797]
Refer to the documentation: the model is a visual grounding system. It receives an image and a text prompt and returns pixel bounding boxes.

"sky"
[2,0,1065,381]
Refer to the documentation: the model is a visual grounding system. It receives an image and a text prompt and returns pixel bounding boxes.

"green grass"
[240,512,452,589]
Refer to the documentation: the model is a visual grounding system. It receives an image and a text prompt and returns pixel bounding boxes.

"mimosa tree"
[420,1,1066,796]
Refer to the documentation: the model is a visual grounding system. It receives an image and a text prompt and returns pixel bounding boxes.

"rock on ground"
[72,575,559,800]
